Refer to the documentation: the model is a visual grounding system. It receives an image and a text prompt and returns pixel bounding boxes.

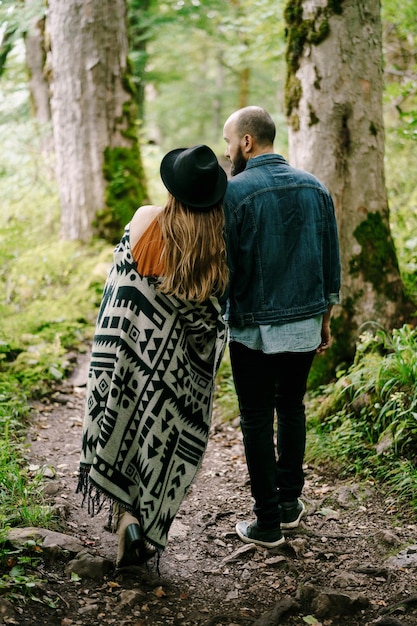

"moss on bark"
[285,73,303,117]
[311,211,417,386]
[284,0,345,126]
[349,211,400,298]
[95,95,149,244]
[309,296,358,387]
[96,144,148,244]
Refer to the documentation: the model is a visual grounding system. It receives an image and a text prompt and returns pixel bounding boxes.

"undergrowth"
[0,112,112,598]
[306,324,417,512]
[214,347,239,423]
[0,534,51,605]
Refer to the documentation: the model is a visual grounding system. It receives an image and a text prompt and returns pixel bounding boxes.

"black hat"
[160,144,227,210]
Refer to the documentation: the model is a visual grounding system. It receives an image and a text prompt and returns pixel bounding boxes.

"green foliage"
[0,111,111,542]
[1,230,111,391]
[0,534,59,607]
[307,325,417,510]
[382,0,417,36]
[381,0,417,299]
[385,133,417,301]
[134,0,288,150]
[0,114,113,392]
[214,347,239,423]
[0,0,47,76]
[0,384,53,531]
[382,0,417,143]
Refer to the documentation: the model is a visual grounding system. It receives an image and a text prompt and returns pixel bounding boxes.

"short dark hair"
[235,106,276,146]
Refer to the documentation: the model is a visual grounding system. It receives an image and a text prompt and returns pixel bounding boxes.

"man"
[222,106,341,548]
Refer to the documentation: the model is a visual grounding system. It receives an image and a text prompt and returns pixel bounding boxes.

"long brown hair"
[158,194,228,302]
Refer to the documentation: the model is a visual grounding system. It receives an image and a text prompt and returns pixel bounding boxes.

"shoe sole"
[280,499,306,530]
[235,522,285,549]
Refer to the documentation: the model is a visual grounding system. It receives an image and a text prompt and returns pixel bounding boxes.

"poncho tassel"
[76,467,113,531]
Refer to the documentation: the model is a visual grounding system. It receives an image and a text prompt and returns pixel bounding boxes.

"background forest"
[0,0,417,541]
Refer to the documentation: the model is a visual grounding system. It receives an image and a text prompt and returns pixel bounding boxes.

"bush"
[307,324,417,509]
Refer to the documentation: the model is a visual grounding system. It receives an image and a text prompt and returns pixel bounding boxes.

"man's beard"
[231,147,247,176]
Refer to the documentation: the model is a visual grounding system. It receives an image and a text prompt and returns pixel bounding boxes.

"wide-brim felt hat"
[160,144,227,210]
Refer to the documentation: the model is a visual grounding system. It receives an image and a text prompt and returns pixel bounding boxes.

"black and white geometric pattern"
[79,227,226,550]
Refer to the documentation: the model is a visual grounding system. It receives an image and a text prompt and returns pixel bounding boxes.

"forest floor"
[2,352,417,626]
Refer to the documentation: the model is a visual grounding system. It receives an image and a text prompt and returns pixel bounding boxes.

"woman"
[77,145,228,567]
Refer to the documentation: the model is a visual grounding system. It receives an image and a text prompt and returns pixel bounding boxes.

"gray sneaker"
[280,498,306,530]
[235,520,285,548]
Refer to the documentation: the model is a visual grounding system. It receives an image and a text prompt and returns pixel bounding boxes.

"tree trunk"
[284,0,414,368]
[238,66,250,109]
[24,0,54,164]
[24,0,50,125]
[49,0,148,242]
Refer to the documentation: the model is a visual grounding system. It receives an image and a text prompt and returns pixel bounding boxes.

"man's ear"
[242,133,254,154]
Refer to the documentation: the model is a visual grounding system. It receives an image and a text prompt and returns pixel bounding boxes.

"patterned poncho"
[78,227,226,551]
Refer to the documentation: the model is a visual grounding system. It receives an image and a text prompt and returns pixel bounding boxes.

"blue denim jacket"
[223,153,341,327]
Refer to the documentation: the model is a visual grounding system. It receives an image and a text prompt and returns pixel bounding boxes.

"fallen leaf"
[303,616,322,625]
[107,581,121,589]
[154,586,167,598]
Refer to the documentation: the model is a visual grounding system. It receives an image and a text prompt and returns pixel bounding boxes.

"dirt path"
[8,354,417,625]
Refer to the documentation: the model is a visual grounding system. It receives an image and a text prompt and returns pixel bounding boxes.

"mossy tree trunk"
[284,0,415,371]
[49,0,148,243]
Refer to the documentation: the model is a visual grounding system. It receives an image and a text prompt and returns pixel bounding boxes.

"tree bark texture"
[49,0,144,241]
[24,1,51,125]
[285,0,414,361]
[24,0,54,164]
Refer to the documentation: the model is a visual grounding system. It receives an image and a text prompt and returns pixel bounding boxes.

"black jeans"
[229,341,315,529]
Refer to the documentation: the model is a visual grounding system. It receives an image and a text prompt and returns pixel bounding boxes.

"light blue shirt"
[229,316,322,353]
[228,294,339,354]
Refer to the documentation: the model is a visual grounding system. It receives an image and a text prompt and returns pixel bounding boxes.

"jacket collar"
[245,153,288,169]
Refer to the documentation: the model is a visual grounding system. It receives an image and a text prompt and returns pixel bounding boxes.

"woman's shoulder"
[130,205,164,248]
[132,204,164,223]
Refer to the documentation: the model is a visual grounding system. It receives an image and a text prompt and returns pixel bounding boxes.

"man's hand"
[316,306,332,354]
[317,325,330,353]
